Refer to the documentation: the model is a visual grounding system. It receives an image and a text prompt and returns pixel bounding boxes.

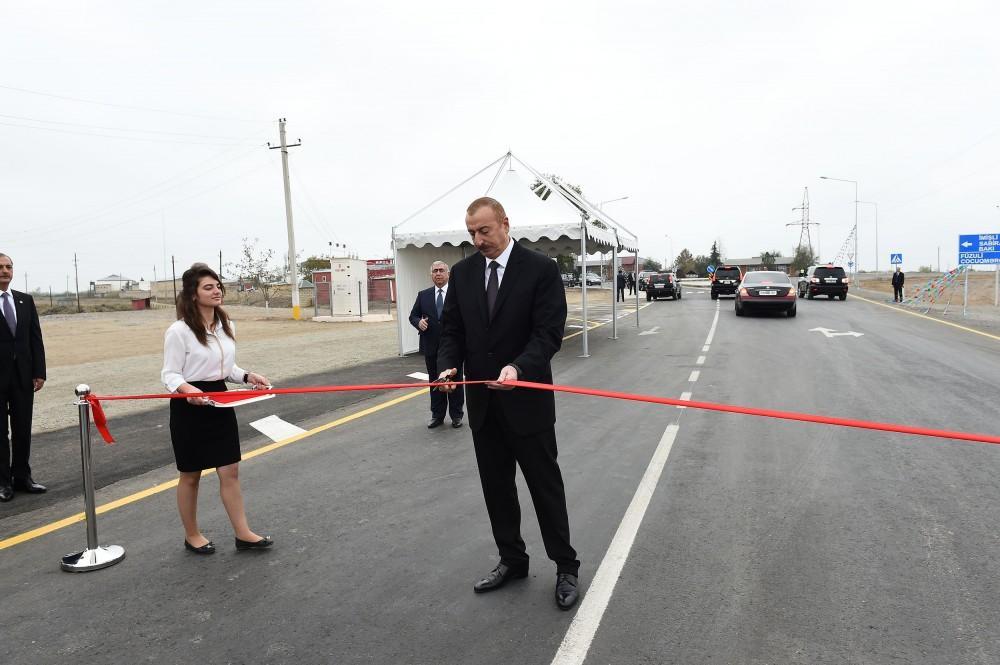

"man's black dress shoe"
[184,540,216,554]
[555,573,579,610]
[12,478,46,493]
[473,562,528,593]
[451,418,463,429]
[235,535,274,551]
[0,485,12,502]
[427,417,444,429]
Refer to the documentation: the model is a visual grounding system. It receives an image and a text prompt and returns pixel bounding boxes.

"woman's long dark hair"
[176,263,234,345]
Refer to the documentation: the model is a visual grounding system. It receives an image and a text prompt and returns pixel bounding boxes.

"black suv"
[798,265,849,300]
[646,272,682,301]
[711,265,743,299]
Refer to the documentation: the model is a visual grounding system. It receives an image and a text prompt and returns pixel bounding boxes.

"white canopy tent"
[392,152,640,356]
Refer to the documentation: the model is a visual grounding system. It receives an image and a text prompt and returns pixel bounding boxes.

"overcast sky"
[4,0,1000,292]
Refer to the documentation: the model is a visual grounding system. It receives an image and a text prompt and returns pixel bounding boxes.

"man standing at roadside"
[408,261,464,429]
[616,269,626,302]
[891,266,905,302]
[437,197,581,611]
[0,253,47,502]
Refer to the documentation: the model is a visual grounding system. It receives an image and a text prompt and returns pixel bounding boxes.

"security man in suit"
[892,266,905,302]
[0,253,47,502]
[437,197,580,611]
[408,261,464,429]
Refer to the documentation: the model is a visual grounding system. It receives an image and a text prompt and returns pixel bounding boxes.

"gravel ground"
[35,306,400,434]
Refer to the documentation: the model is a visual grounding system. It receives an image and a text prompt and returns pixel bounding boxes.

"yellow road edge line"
[0,388,425,551]
[2,304,653,552]
[850,293,1000,342]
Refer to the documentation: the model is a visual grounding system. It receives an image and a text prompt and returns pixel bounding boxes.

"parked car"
[798,264,849,300]
[561,273,581,287]
[637,270,655,291]
[735,271,797,317]
[711,265,743,299]
[645,272,682,301]
[585,272,602,286]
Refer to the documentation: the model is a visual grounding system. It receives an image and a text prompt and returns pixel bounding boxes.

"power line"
[0,112,253,140]
[0,83,259,123]
[0,119,258,146]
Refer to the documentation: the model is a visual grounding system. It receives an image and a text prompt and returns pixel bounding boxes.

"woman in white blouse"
[162,263,273,555]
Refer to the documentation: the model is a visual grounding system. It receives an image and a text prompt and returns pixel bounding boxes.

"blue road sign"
[958,233,1000,265]
[706,265,715,274]
[890,253,903,264]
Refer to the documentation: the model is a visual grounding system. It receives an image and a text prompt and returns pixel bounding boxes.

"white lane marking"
[677,391,692,409]
[551,424,680,665]
[809,327,864,338]
[702,345,710,353]
[688,370,700,382]
[704,307,720,346]
[696,355,706,365]
[249,415,307,442]
[407,372,430,381]
[638,326,660,336]
[567,324,584,329]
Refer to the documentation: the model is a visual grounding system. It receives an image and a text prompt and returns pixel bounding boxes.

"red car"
[735,271,797,317]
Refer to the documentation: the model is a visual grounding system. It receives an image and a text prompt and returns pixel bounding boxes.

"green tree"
[642,258,662,271]
[693,254,711,276]
[759,250,783,270]
[674,248,695,275]
[709,241,722,267]
[555,255,576,274]
[789,245,817,275]
[299,256,332,274]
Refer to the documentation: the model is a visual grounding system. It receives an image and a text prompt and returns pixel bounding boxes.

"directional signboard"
[958,233,1000,265]
[706,265,715,274]
[890,253,903,264]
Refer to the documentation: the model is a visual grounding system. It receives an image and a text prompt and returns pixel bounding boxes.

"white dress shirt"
[483,239,514,289]
[435,282,449,307]
[161,319,246,392]
[0,289,17,327]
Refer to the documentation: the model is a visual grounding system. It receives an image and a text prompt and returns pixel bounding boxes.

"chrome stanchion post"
[60,384,126,573]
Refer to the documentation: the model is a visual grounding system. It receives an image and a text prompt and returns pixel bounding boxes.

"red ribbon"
[83,380,1000,447]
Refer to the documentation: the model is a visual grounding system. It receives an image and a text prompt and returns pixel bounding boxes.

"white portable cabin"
[392,152,639,356]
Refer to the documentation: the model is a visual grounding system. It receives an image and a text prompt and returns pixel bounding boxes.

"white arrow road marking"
[250,415,307,442]
[638,326,661,336]
[809,327,864,338]
[407,372,430,381]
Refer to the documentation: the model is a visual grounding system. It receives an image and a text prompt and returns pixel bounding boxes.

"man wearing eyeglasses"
[408,261,464,429]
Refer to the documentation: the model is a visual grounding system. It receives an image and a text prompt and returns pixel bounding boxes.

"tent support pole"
[634,249,640,327]
[610,238,619,339]
[579,217,590,358]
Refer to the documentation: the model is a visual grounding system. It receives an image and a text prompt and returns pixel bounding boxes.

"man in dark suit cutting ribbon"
[436,197,581,611]
[408,260,464,429]
[0,253,47,502]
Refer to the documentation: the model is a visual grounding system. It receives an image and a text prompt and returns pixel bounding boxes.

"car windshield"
[654,273,672,281]
[743,272,791,285]
[815,266,847,278]
[716,268,741,279]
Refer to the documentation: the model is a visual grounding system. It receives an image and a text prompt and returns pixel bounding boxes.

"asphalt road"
[2,289,999,664]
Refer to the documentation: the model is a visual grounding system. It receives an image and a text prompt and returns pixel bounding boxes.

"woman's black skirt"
[169,380,241,472]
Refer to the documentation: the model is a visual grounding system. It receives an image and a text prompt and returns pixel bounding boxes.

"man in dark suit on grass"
[436,197,580,611]
[0,253,47,502]
[408,260,464,429]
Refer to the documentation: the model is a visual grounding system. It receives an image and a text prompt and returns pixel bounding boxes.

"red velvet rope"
[84,379,1000,447]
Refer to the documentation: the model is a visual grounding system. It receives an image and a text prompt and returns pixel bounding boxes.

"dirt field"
[34,305,400,434]
[858,270,999,306]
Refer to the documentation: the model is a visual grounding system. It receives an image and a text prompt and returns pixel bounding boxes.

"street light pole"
[820,176,860,282]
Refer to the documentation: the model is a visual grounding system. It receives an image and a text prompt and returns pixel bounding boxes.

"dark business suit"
[892,270,905,302]
[438,241,579,574]
[409,286,464,421]
[0,291,46,484]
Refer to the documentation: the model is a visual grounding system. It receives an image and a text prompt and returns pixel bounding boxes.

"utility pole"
[788,187,820,259]
[268,118,303,320]
[219,250,223,280]
[171,255,177,302]
[24,273,27,293]
[73,253,81,313]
